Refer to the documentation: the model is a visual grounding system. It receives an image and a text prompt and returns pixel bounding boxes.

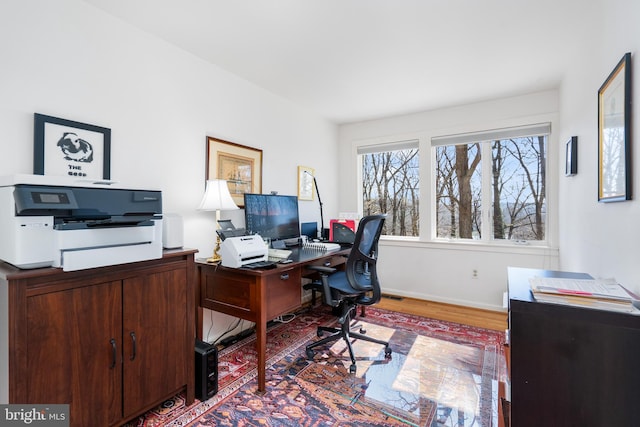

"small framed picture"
[34,113,111,180]
[565,136,578,176]
[298,166,315,200]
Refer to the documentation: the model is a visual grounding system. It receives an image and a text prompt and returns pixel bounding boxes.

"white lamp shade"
[198,179,239,211]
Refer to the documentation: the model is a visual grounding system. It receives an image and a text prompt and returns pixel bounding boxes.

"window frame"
[430,123,553,246]
[357,139,420,237]
[354,118,558,250]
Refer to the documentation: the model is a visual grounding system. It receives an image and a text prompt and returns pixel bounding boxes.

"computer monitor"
[300,222,318,240]
[244,193,301,245]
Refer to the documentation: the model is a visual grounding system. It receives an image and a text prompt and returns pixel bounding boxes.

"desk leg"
[255,320,266,394]
[196,306,203,340]
[256,277,268,394]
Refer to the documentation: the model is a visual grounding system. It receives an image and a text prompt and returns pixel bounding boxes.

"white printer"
[219,234,268,268]
[0,174,163,271]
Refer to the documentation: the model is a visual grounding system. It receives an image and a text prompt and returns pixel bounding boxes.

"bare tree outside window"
[361,148,419,236]
[359,126,547,243]
[436,135,547,242]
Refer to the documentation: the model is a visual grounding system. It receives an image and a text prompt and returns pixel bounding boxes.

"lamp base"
[207,235,222,263]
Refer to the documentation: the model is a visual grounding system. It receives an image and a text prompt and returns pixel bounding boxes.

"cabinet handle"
[110,339,117,369]
[130,332,137,361]
[280,273,289,280]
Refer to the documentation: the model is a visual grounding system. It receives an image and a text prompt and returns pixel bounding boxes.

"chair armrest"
[306,265,337,275]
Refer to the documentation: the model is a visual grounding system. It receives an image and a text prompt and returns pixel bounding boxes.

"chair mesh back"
[346,215,386,302]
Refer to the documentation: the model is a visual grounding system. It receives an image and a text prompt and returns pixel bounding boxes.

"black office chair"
[305,214,392,373]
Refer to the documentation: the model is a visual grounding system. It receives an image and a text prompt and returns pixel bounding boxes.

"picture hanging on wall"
[598,52,632,202]
[34,113,111,180]
[206,136,262,207]
[298,166,315,200]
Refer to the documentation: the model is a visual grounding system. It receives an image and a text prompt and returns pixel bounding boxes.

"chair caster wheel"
[306,348,315,360]
[384,347,392,358]
[359,327,366,334]
[317,330,324,337]
[349,364,357,374]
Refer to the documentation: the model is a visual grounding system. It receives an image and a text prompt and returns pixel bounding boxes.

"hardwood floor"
[376,294,508,332]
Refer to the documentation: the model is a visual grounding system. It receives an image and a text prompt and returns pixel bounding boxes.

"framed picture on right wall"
[598,52,632,202]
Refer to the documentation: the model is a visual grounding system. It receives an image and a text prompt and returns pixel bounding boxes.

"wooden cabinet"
[2,249,196,427]
[26,279,122,424]
[507,267,640,427]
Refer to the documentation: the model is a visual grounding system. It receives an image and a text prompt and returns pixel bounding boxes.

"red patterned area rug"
[126,306,506,427]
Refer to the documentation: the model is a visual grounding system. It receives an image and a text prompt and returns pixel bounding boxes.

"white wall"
[558,0,640,292]
[0,0,338,343]
[338,91,561,310]
[339,0,640,308]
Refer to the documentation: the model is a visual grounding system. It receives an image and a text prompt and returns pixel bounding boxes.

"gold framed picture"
[298,166,315,200]
[206,136,262,207]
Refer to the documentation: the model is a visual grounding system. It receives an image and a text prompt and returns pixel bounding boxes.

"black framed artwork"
[565,136,578,176]
[598,52,631,202]
[34,113,111,180]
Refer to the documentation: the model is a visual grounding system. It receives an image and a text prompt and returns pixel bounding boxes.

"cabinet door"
[26,281,122,427]
[122,267,189,418]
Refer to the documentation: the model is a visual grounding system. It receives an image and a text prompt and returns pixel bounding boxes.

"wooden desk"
[508,267,640,427]
[196,246,349,393]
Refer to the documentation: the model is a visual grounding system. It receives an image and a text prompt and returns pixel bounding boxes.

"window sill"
[379,236,558,256]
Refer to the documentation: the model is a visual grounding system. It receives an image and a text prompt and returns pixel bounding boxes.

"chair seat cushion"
[328,271,372,296]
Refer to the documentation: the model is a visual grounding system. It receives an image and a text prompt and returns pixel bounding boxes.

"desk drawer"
[200,268,257,319]
[266,268,301,320]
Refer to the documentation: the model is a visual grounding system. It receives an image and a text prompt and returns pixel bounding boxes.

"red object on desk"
[329,219,355,241]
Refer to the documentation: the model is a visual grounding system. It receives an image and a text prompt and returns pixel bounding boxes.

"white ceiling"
[82,0,594,124]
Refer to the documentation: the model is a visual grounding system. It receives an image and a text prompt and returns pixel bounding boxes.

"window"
[433,123,549,242]
[359,140,419,237]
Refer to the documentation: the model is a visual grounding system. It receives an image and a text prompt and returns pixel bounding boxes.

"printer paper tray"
[54,220,163,271]
[56,223,156,250]
[57,242,162,271]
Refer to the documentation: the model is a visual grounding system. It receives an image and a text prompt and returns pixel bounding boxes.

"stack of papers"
[303,241,341,252]
[529,277,640,314]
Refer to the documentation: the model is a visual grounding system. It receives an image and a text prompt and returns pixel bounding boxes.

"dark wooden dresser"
[508,267,640,427]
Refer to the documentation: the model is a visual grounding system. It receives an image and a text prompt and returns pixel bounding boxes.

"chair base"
[306,307,392,374]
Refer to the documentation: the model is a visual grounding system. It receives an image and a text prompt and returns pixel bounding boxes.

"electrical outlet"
[472,269,478,279]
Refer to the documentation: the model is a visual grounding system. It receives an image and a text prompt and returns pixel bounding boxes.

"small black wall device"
[195,339,218,400]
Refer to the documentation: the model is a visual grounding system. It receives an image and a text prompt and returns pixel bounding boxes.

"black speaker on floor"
[195,339,218,400]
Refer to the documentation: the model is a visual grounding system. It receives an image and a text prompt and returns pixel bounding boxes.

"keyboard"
[268,248,292,262]
[243,260,277,269]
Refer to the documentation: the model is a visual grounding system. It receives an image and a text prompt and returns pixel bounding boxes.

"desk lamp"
[198,179,239,263]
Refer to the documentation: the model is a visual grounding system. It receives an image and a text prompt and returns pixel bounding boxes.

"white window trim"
[431,123,552,146]
[352,114,559,251]
[430,122,554,246]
